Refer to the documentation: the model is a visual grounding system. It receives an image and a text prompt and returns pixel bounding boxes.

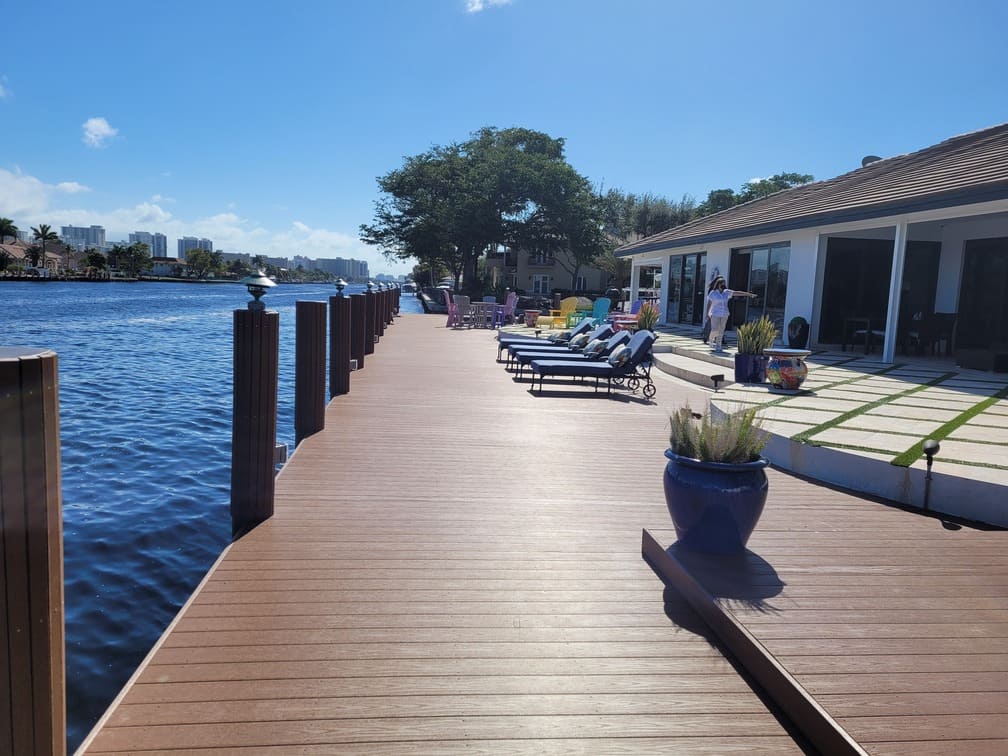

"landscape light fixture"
[334,277,348,296]
[922,438,940,512]
[240,270,275,311]
[366,280,375,292]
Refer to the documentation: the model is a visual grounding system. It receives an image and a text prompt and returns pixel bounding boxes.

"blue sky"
[2,0,1006,275]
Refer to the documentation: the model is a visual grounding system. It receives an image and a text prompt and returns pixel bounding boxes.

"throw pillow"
[569,333,589,349]
[583,338,604,355]
[607,345,631,367]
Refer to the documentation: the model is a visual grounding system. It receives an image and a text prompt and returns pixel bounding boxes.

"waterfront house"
[0,240,62,276]
[616,123,1008,369]
[484,245,609,297]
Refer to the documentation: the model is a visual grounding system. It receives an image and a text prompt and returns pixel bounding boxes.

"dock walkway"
[80,315,1007,754]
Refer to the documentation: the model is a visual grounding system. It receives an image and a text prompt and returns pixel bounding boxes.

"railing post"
[365,290,376,354]
[230,307,279,537]
[393,284,400,316]
[350,293,366,370]
[295,301,326,446]
[377,290,387,339]
[329,295,351,397]
[0,347,66,756]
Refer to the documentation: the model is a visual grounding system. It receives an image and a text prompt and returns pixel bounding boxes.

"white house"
[617,123,1008,370]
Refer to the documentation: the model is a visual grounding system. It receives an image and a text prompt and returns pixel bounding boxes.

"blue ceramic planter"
[663,449,769,554]
[733,353,767,384]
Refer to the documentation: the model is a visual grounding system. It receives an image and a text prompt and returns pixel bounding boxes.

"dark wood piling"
[329,295,351,397]
[365,290,376,354]
[230,308,279,537]
[294,301,326,446]
[377,289,387,338]
[350,293,366,370]
[0,347,66,756]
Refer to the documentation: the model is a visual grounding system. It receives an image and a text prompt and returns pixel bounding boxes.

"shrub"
[668,404,768,463]
[736,316,778,355]
[637,301,660,331]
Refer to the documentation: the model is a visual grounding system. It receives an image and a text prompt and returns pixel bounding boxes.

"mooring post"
[377,289,387,339]
[329,295,351,397]
[294,301,326,446]
[0,347,66,756]
[230,307,279,537]
[350,293,366,370]
[365,289,377,354]
[394,284,400,316]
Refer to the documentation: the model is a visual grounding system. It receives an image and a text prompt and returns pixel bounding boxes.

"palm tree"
[31,224,59,271]
[0,217,18,244]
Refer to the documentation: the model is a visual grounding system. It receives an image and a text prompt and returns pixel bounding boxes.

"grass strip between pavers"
[889,383,1008,467]
[790,370,959,447]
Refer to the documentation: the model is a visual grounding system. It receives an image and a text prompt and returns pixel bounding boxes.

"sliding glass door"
[729,243,790,331]
[665,252,707,324]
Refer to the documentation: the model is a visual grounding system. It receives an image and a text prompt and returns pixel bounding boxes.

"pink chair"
[492,291,518,328]
[610,299,643,331]
[444,289,460,328]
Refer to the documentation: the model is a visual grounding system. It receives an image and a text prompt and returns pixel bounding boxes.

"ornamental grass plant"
[668,404,768,464]
[637,301,660,331]
[735,315,778,355]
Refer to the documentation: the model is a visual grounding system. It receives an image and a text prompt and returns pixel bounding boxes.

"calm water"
[0,280,424,751]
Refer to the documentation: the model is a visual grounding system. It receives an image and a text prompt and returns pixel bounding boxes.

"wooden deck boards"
[647,467,1008,755]
[80,314,1007,754]
[79,315,804,754]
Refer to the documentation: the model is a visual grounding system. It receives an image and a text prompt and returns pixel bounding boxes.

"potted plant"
[664,404,769,554]
[734,316,777,384]
[787,315,810,349]
[636,301,660,331]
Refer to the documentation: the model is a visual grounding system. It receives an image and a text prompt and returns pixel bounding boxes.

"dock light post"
[240,270,276,311]
[330,279,352,397]
[922,439,940,512]
[231,278,279,537]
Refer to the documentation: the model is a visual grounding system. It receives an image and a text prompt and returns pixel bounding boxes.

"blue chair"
[510,330,631,381]
[495,317,594,360]
[590,297,611,325]
[506,323,615,368]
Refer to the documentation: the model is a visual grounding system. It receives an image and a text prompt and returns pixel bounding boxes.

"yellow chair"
[542,296,579,329]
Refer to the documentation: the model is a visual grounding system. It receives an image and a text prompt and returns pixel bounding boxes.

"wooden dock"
[79,315,1007,754]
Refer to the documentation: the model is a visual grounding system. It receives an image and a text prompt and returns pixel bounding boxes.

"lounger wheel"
[627,376,640,391]
[643,382,656,399]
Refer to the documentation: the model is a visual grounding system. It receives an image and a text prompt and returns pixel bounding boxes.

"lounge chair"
[495,317,594,360]
[529,329,658,398]
[506,323,615,368]
[510,330,631,381]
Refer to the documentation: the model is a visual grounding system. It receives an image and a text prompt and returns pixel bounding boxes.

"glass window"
[666,256,683,322]
[575,274,587,292]
[730,243,790,330]
[531,274,551,294]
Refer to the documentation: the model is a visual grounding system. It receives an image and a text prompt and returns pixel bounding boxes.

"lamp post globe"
[240,270,276,311]
[334,277,348,296]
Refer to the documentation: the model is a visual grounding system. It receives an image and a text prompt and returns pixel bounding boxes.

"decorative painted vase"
[663,450,769,554]
[764,348,811,392]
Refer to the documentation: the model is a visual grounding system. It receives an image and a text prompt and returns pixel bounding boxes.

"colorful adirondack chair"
[492,291,518,328]
[541,296,578,329]
[590,297,612,325]
[610,299,643,331]
[444,289,460,328]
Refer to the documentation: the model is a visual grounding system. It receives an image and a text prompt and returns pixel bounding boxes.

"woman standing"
[706,276,756,352]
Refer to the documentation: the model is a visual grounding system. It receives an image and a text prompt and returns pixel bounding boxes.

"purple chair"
[493,291,518,328]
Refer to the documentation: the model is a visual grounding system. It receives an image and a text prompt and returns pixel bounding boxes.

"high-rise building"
[61,225,106,250]
[129,231,169,257]
[178,236,213,259]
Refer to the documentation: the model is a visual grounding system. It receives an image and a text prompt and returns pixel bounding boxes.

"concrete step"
[653,350,734,391]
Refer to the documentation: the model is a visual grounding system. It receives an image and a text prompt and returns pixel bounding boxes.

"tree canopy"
[696,172,814,216]
[120,243,152,278]
[0,217,18,244]
[361,126,605,293]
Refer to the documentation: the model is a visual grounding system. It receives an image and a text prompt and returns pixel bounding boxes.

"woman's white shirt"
[707,289,735,317]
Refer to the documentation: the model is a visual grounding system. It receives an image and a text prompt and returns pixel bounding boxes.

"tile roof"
[617,122,1008,256]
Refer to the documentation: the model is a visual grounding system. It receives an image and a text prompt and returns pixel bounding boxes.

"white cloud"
[56,181,90,194]
[151,194,175,204]
[82,117,118,148]
[466,0,512,12]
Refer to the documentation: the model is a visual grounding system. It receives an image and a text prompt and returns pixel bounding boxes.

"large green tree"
[0,217,18,244]
[120,243,152,278]
[362,126,601,295]
[186,248,215,278]
[696,172,814,216]
[31,223,58,268]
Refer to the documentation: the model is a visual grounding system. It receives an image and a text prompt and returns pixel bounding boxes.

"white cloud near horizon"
[466,0,512,12]
[82,117,118,148]
[0,168,407,273]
